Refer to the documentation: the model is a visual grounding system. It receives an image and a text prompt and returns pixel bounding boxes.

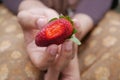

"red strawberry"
[35,16,80,47]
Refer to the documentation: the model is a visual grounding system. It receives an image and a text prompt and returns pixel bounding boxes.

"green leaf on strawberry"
[49,18,58,22]
[59,15,74,25]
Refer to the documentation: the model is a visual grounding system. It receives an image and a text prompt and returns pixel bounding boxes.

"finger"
[45,42,76,80]
[72,19,81,39]
[17,11,47,29]
[27,41,58,70]
[36,16,48,29]
[44,67,60,80]
[72,19,81,32]
[55,40,74,71]
[45,9,59,20]
[37,9,59,29]
[61,44,81,80]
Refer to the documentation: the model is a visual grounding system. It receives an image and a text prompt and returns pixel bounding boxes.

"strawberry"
[35,16,81,47]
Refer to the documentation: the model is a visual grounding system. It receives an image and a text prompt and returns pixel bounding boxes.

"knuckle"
[64,52,73,60]
[31,59,48,70]
[17,11,25,19]
[35,62,47,70]
[17,12,25,25]
[65,47,72,52]
[34,58,55,70]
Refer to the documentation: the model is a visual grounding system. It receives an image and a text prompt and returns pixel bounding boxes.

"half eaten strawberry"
[35,16,81,47]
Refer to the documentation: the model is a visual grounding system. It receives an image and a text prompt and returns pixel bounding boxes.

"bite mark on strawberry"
[46,22,64,39]
[35,15,81,47]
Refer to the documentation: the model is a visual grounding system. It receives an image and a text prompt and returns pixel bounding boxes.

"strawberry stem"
[70,34,81,45]
[59,15,74,25]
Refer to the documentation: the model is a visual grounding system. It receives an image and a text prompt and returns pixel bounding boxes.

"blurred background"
[116,0,120,12]
[0,0,120,80]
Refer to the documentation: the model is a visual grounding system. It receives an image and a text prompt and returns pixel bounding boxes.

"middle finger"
[55,40,74,71]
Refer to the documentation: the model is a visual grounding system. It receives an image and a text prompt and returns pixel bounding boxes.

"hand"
[18,7,59,30]
[44,44,81,80]
[17,5,59,70]
[26,40,81,80]
[17,1,81,80]
[18,1,79,78]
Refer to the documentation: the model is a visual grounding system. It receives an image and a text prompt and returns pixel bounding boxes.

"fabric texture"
[75,0,113,24]
[1,0,118,24]
[78,11,120,80]
[2,0,22,14]
[0,4,120,80]
[0,5,41,80]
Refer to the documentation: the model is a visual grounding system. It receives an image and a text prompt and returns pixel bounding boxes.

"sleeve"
[75,0,113,24]
[2,0,22,14]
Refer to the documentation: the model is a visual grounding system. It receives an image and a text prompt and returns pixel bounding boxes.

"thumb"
[17,11,48,29]
[36,16,48,29]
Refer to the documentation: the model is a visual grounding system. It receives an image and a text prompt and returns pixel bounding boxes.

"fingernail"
[65,41,72,51]
[49,45,58,56]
